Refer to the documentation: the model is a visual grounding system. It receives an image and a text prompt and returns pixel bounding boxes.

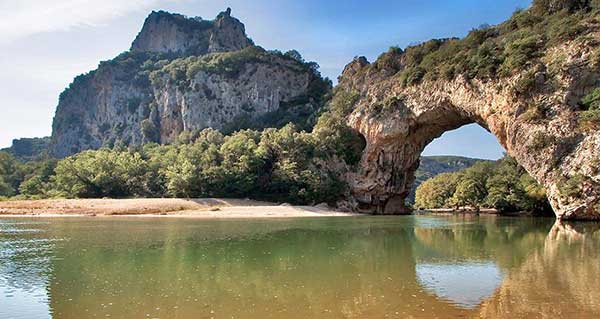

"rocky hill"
[130,8,253,56]
[337,0,600,219]
[50,9,330,157]
[1,137,51,162]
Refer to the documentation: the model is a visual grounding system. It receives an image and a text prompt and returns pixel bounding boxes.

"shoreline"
[0,198,359,219]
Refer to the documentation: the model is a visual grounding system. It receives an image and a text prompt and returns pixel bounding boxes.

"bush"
[502,32,544,74]
[581,87,600,110]
[558,174,585,198]
[579,109,600,130]
[530,132,556,151]
[141,119,160,143]
[415,156,551,214]
[521,102,549,123]
[578,87,600,129]
[365,3,596,85]
[127,97,142,114]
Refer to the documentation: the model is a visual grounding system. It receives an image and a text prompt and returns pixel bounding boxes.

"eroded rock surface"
[337,5,600,219]
[50,9,327,157]
[131,8,253,56]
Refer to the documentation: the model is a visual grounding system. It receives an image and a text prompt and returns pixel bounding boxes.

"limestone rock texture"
[50,9,326,158]
[130,8,253,56]
[337,16,600,219]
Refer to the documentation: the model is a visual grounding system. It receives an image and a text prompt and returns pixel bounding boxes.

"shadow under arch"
[340,40,600,220]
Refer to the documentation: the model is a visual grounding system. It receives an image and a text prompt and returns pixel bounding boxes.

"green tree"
[165,159,197,198]
[449,178,487,210]
[0,175,13,197]
[53,149,149,198]
[415,172,462,209]
[0,151,23,194]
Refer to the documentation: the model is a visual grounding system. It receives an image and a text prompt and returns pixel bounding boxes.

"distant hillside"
[408,156,490,203]
[1,137,50,162]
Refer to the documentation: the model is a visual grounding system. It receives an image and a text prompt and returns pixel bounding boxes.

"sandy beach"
[0,198,358,218]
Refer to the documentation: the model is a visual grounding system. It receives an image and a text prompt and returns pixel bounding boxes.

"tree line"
[0,89,365,205]
[415,156,553,215]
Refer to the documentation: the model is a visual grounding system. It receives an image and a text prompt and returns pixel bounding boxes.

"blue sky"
[0,0,532,159]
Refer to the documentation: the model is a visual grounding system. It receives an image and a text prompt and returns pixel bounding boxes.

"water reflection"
[0,216,598,318]
[479,220,600,318]
[0,220,57,319]
[416,262,502,309]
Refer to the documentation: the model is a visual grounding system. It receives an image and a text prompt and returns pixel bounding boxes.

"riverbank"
[0,198,357,218]
[418,208,499,215]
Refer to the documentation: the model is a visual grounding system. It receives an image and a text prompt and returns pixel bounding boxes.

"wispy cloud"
[0,0,176,43]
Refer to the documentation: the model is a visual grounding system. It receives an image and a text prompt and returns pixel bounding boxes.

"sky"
[0,0,532,159]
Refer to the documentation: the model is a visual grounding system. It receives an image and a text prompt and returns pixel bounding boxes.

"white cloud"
[0,0,176,43]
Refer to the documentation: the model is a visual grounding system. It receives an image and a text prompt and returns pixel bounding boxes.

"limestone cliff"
[50,9,329,157]
[130,8,253,56]
[337,1,600,219]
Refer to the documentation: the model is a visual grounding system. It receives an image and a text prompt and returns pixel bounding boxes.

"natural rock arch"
[338,42,600,220]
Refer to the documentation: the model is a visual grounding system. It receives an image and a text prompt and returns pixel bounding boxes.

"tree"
[284,50,304,63]
[53,149,149,198]
[165,159,197,198]
[0,175,13,197]
[0,151,23,194]
[449,178,487,211]
[415,173,461,209]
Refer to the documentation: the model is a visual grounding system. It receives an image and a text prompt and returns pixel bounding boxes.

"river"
[1,215,599,318]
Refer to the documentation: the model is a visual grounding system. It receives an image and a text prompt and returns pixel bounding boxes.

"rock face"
[130,8,253,56]
[337,4,600,219]
[1,137,50,161]
[50,9,327,157]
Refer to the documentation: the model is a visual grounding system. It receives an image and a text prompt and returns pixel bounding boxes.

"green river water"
[1,215,599,318]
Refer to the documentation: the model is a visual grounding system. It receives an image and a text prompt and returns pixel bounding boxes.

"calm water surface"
[1,215,599,319]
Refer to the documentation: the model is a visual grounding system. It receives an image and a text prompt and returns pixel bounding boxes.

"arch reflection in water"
[0,216,599,319]
[416,262,502,309]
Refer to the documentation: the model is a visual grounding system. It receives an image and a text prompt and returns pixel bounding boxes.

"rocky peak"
[130,9,253,56]
[50,8,329,159]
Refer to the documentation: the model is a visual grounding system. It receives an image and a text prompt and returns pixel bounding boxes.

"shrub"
[502,32,544,74]
[579,109,600,130]
[127,97,142,114]
[521,102,549,123]
[578,87,600,129]
[530,132,556,151]
[581,87,600,110]
[371,3,597,86]
[141,119,160,143]
[558,173,585,198]
[513,70,539,95]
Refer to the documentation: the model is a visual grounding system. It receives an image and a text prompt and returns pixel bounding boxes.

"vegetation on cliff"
[1,88,364,205]
[356,0,600,132]
[415,156,552,215]
[51,9,332,157]
[6,2,596,216]
[371,0,598,83]
[148,45,331,132]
